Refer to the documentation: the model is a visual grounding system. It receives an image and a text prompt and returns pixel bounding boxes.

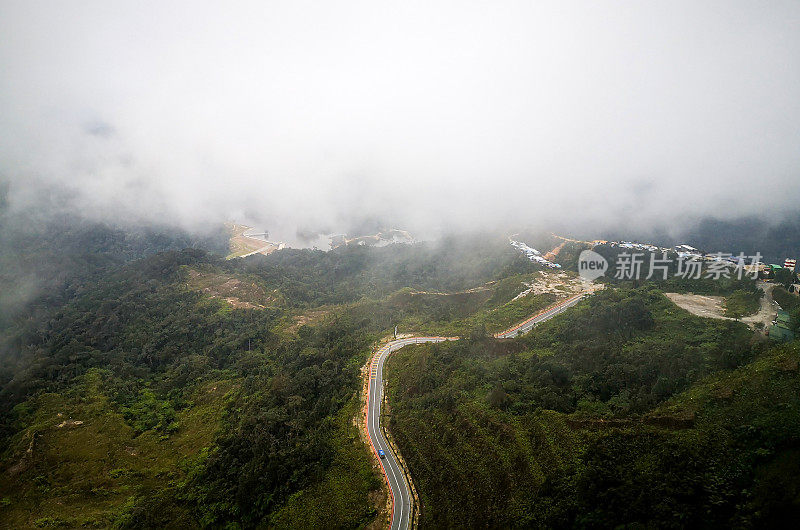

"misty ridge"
[2,3,800,529]
[1,1,799,242]
[2,0,799,374]
[4,172,800,345]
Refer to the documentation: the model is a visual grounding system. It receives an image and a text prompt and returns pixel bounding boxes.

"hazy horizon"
[2,1,799,239]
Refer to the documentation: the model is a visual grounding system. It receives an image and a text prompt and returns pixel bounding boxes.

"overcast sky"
[1,1,799,238]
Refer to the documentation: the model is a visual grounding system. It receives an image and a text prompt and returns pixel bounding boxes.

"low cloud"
[1,1,799,239]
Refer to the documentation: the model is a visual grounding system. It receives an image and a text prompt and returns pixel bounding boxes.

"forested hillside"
[2,215,798,528]
[385,287,800,528]
[0,221,540,527]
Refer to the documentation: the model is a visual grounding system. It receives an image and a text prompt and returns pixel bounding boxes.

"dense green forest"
[0,217,540,527]
[2,212,799,528]
[385,287,800,528]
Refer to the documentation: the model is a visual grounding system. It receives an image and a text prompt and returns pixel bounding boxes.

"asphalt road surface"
[367,336,455,530]
[368,292,591,529]
[494,292,587,338]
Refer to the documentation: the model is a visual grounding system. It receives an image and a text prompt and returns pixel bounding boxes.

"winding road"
[366,291,591,529]
[366,337,456,530]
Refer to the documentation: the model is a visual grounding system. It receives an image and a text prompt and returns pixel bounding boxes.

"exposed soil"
[543,241,567,261]
[226,223,280,258]
[285,309,330,333]
[56,420,84,429]
[665,282,777,329]
[406,282,496,296]
[186,268,277,309]
[6,434,36,477]
[512,271,589,301]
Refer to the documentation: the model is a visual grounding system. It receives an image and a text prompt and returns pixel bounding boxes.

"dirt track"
[665,281,778,329]
[512,271,589,301]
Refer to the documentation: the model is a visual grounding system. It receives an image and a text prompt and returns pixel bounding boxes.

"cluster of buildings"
[673,244,702,258]
[604,240,800,343]
[514,234,800,283]
[510,240,562,268]
[606,240,667,253]
[515,234,800,342]
[604,240,706,259]
[602,240,773,268]
[330,229,414,250]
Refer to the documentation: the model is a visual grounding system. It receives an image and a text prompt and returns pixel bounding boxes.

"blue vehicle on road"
[378,449,386,459]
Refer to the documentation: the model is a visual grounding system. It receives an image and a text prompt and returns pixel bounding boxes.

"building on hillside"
[769,323,795,342]
[784,258,797,271]
[674,244,703,259]
[776,310,792,327]
[770,311,794,342]
[674,244,698,252]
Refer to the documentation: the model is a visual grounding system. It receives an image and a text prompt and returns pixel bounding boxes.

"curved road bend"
[368,291,591,529]
[367,336,455,530]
